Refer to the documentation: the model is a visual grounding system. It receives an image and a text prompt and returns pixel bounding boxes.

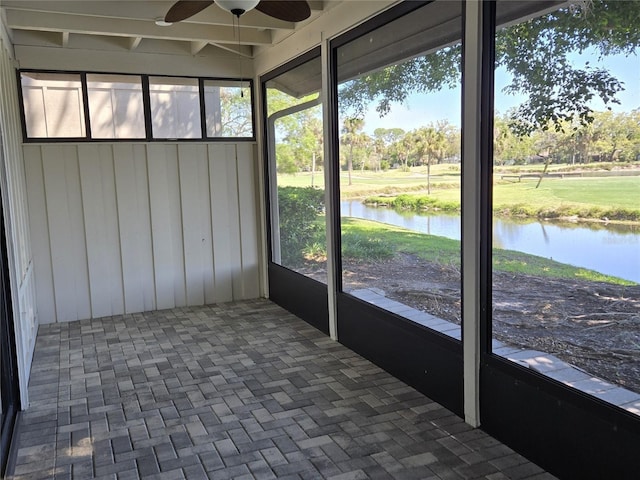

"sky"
[360,51,639,135]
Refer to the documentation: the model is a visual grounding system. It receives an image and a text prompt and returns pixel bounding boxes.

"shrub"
[278,186,325,265]
[393,194,415,209]
[341,233,394,261]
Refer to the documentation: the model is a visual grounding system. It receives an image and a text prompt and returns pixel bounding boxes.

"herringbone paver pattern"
[9,299,555,479]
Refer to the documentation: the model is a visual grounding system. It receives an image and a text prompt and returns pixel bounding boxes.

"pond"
[341,200,640,284]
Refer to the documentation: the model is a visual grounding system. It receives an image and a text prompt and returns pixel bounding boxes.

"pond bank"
[341,203,640,284]
[363,194,640,224]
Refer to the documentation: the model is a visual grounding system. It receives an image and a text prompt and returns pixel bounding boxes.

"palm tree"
[372,137,386,171]
[341,117,365,186]
[411,127,446,194]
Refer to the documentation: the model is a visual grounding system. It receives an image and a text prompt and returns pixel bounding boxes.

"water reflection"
[341,201,640,283]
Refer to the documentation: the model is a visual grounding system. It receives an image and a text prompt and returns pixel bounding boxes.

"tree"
[267,89,324,175]
[359,135,374,172]
[274,109,323,174]
[410,127,446,194]
[373,128,405,170]
[436,120,461,163]
[275,144,298,174]
[371,137,386,171]
[219,87,253,136]
[494,113,537,165]
[590,110,640,162]
[341,45,460,118]
[305,116,324,186]
[373,127,406,147]
[339,0,640,136]
[341,117,366,185]
[573,120,596,164]
[388,134,413,171]
[493,116,511,166]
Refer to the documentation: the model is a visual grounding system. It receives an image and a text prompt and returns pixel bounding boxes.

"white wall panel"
[113,144,155,314]
[24,142,259,323]
[147,144,186,310]
[1,27,39,406]
[24,146,54,324]
[209,144,240,303]
[178,144,213,306]
[237,143,260,300]
[42,146,91,322]
[78,144,125,318]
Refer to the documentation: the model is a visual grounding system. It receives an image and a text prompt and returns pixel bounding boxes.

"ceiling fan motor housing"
[217,0,260,16]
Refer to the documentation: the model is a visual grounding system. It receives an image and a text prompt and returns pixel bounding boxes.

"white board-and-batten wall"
[24,142,261,324]
[0,24,38,406]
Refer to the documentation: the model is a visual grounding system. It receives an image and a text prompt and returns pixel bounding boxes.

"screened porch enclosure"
[0,1,639,479]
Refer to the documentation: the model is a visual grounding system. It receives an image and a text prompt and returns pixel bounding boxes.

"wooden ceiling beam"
[1,1,295,30]
[5,9,273,45]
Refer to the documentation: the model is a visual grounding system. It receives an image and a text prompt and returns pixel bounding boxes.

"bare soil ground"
[335,253,640,394]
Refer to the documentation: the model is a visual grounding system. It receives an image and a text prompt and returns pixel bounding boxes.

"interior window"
[149,76,201,139]
[20,72,86,138]
[87,74,145,139]
[203,79,253,138]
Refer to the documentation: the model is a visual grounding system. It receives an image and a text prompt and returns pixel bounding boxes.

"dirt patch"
[308,253,640,394]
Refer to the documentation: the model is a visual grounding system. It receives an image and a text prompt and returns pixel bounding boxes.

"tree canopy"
[338,0,640,136]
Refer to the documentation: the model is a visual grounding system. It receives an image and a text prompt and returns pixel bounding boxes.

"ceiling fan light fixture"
[216,0,260,17]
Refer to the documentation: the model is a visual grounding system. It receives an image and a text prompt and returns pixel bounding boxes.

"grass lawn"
[341,217,636,286]
[276,164,461,197]
[494,161,637,174]
[277,163,640,220]
[388,175,640,209]
[492,176,640,210]
[364,175,640,221]
[425,176,640,221]
[278,164,640,209]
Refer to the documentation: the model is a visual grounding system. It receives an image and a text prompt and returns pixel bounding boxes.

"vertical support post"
[254,76,270,298]
[322,35,339,341]
[461,0,484,428]
[266,115,281,265]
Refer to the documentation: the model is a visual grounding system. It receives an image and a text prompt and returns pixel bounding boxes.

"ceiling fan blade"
[255,0,311,22]
[165,1,215,23]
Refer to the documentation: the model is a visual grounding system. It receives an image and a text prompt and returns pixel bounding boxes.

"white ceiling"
[1,1,332,59]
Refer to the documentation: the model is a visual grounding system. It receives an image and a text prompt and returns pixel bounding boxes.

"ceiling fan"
[164,0,312,23]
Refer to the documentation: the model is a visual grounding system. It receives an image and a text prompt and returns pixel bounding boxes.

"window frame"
[18,70,88,141]
[17,69,256,143]
[86,72,147,140]
[328,0,465,417]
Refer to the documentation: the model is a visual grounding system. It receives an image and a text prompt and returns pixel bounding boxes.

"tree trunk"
[348,145,353,186]
[535,156,551,189]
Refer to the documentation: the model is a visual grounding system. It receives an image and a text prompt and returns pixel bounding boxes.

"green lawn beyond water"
[279,167,640,222]
[366,176,640,222]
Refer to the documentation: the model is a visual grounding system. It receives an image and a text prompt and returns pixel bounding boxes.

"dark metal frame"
[16,69,256,143]
[0,201,20,477]
[329,0,464,417]
[260,47,329,335]
[478,2,640,477]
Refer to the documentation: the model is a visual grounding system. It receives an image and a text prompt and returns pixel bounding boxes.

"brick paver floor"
[8,299,556,479]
